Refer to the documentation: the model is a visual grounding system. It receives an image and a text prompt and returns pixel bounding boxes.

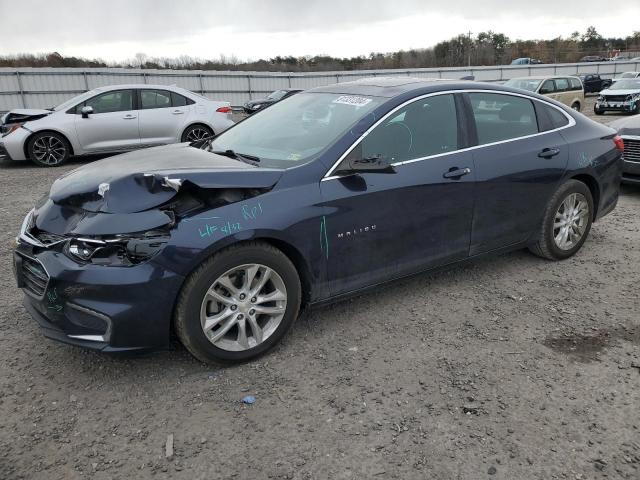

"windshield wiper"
[211,149,261,165]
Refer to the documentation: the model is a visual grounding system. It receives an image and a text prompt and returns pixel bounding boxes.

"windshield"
[267,90,288,100]
[207,92,385,168]
[52,90,97,111]
[621,72,638,79]
[610,79,640,90]
[504,78,543,92]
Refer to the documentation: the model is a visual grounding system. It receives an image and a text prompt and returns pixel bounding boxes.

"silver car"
[0,84,234,166]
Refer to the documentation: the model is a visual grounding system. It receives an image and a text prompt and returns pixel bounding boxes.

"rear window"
[468,93,538,145]
[540,103,570,131]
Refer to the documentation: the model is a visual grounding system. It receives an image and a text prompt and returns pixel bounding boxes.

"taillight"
[216,106,232,113]
[613,135,624,153]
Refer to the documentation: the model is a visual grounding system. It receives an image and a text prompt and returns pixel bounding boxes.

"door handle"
[443,167,472,179]
[538,147,560,159]
[123,114,137,120]
[171,110,185,115]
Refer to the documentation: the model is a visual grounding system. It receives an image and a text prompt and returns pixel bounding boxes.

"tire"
[528,180,594,261]
[571,102,581,112]
[631,102,640,115]
[27,131,71,167]
[181,124,213,143]
[594,105,604,115]
[175,242,302,364]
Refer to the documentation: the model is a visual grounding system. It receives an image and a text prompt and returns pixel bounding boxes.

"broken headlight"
[65,232,169,266]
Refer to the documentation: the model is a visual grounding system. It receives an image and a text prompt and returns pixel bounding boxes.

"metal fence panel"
[1,61,639,112]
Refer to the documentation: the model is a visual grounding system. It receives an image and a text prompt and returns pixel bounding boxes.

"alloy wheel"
[200,264,287,351]
[186,127,212,142]
[32,136,67,165]
[553,192,589,250]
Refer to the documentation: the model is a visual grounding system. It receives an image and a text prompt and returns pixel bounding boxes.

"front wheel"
[529,180,593,261]
[27,132,70,167]
[175,242,301,364]
[594,105,604,115]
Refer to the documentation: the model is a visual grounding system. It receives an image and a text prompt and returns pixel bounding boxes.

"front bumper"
[595,100,638,112]
[621,136,640,184]
[0,127,30,161]
[14,242,185,352]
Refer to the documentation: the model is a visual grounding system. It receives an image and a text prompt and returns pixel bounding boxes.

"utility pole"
[468,30,473,67]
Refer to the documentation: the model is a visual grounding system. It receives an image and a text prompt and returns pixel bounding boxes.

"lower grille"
[21,256,49,297]
[623,138,640,163]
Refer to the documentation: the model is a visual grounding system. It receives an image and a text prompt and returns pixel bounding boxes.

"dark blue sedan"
[14,78,623,363]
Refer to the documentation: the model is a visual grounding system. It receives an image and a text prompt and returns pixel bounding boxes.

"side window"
[569,78,582,90]
[539,80,556,94]
[554,78,569,91]
[79,90,134,114]
[353,94,459,164]
[468,93,538,145]
[170,92,194,107]
[140,89,172,109]
[541,103,570,130]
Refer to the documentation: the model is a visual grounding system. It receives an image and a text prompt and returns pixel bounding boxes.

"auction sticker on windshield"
[333,95,373,107]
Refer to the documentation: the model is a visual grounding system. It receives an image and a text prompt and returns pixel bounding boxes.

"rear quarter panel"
[560,117,622,219]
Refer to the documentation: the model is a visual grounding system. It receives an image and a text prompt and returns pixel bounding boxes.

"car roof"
[91,84,191,92]
[308,77,477,97]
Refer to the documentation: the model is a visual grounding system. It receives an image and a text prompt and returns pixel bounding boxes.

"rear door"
[137,89,190,146]
[73,89,140,152]
[465,92,569,255]
[320,93,476,295]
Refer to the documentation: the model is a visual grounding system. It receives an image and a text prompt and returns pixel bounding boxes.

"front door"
[465,92,569,255]
[73,89,140,152]
[320,93,476,296]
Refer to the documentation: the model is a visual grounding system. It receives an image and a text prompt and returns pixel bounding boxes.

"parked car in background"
[594,79,640,115]
[13,77,622,363]
[579,74,613,93]
[579,55,608,62]
[609,114,640,184]
[243,88,302,114]
[0,85,234,167]
[510,57,543,65]
[504,76,584,110]
[611,72,640,83]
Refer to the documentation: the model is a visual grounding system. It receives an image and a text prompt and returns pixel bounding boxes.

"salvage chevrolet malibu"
[13,78,623,363]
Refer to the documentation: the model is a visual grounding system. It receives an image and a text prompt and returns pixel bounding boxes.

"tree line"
[1,27,639,72]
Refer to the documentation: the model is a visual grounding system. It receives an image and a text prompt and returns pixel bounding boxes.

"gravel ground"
[0,96,639,480]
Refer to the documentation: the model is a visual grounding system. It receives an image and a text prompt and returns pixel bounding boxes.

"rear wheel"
[181,124,213,143]
[27,132,70,167]
[175,242,301,364]
[571,102,581,111]
[529,180,593,261]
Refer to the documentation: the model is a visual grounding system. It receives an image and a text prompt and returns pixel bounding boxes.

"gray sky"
[0,0,638,61]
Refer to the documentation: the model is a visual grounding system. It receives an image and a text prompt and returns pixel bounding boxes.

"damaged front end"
[1,109,51,136]
[14,148,284,350]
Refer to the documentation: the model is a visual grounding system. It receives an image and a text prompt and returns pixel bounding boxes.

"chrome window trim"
[321,89,576,181]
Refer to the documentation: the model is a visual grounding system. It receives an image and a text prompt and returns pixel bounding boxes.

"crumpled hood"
[48,143,284,214]
[601,88,640,96]
[609,115,640,136]
[1,108,52,125]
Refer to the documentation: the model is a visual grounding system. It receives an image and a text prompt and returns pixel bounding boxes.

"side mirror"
[81,106,94,118]
[347,155,396,174]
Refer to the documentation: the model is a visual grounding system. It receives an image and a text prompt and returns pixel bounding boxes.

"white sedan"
[0,84,234,166]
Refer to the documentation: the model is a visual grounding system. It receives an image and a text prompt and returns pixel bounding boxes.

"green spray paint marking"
[320,216,329,259]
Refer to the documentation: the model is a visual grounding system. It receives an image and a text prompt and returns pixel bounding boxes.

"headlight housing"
[65,232,169,266]
[1,122,23,137]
